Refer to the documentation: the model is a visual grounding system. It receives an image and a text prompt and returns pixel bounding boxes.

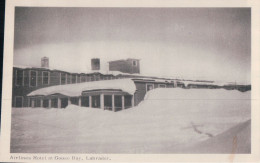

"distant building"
[109,58,140,74]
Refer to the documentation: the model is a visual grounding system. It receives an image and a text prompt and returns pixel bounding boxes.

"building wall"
[109,59,140,74]
[12,66,250,108]
[133,81,175,106]
[50,71,61,85]
[12,67,121,107]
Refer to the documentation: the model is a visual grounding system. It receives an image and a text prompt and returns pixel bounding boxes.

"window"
[159,84,166,88]
[71,74,76,83]
[16,69,23,86]
[15,96,23,107]
[35,99,41,107]
[43,99,49,108]
[30,70,37,87]
[29,98,35,107]
[133,60,137,66]
[24,71,29,86]
[81,96,89,107]
[70,97,79,105]
[80,75,86,82]
[66,74,71,84]
[42,71,49,85]
[76,75,80,83]
[60,73,66,85]
[115,95,122,111]
[146,84,154,92]
[92,95,100,108]
[51,98,58,108]
[104,95,112,110]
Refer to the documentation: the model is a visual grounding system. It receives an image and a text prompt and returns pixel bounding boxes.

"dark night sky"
[13,8,251,83]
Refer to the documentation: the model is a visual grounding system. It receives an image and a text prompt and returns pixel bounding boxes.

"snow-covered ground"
[11,88,251,153]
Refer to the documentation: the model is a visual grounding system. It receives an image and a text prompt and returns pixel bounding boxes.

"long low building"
[13,57,251,109]
[27,78,176,111]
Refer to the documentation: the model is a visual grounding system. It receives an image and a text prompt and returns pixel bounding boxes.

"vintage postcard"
[1,0,260,162]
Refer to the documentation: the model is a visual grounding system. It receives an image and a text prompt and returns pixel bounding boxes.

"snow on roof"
[84,69,141,76]
[28,78,136,97]
[180,80,251,87]
[181,80,230,87]
[14,65,142,76]
[13,65,85,74]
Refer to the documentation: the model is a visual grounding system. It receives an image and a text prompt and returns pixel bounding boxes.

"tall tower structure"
[91,58,100,71]
[41,57,49,68]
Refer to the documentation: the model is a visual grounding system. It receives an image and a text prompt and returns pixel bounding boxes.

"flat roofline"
[108,58,140,63]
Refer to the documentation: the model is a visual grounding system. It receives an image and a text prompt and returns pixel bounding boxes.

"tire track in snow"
[190,122,214,138]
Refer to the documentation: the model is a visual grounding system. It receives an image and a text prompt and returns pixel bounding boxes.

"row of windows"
[60,73,115,85]
[15,70,49,87]
[146,84,166,92]
[15,69,121,87]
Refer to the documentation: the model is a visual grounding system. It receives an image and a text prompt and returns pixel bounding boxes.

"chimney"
[91,58,100,71]
[41,57,49,68]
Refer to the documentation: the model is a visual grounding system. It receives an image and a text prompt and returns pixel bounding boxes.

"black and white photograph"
[10,7,252,154]
[1,0,260,162]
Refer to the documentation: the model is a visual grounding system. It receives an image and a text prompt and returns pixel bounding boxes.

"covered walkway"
[27,79,136,111]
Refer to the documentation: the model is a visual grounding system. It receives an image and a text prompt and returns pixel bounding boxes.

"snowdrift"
[12,88,251,153]
[27,78,136,96]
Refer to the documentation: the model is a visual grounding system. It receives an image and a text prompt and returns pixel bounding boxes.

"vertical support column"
[57,98,61,108]
[122,95,125,110]
[100,94,104,110]
[131,95,135,108]
[31,99,35,108]
[173,80,177,88]
[89,96,92,108]
[48,99,51,108]
[112,94,115,112]
[68,97,71,105]
[78,97,82,107]
[40,99,43,107]
[28,98,30,107]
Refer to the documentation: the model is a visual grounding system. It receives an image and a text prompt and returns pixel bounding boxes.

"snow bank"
[181,80,225,87]
[12,88,251,153]
[27,78,136,96]
[143,88,250,100]
[186,119,251,153]
[131,88,251,137]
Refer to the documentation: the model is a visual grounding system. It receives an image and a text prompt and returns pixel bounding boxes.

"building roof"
[14,65,249,86]
[108,58,140,63]
[13,65,141,76]
[27,78,137,97]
